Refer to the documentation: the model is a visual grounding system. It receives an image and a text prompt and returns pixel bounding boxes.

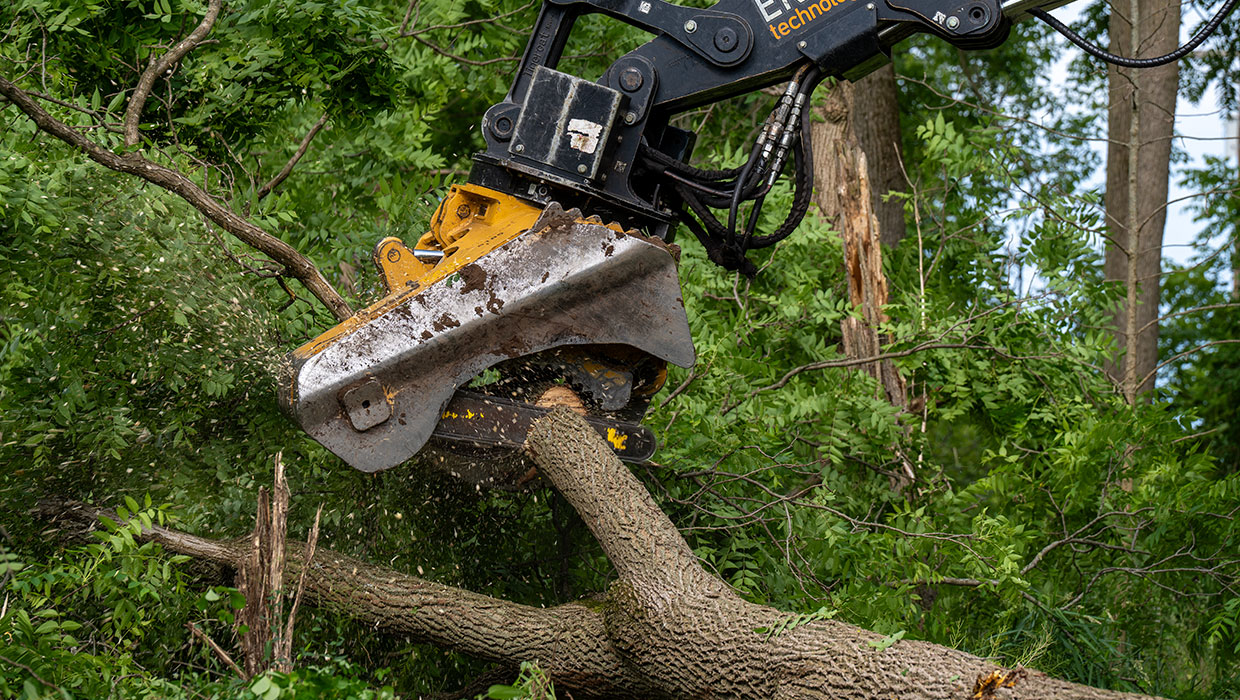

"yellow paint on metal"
[290,184,544,362]
[372,237,433,294]
[606,428,628,451]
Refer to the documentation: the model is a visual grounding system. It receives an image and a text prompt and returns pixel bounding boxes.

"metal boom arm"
[468,0,1011,246]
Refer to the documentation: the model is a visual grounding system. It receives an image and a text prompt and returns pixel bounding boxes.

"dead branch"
[185,622,245,679]
[278,504,322,672]
[253,113,330,206]
[37,499,644,699]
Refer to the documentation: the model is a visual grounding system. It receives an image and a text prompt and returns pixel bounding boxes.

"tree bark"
[40,499,649,699]
[1104,0,1181,401]
[41,412,1161,700]
[812,65,907,248]
[834,146,908,410]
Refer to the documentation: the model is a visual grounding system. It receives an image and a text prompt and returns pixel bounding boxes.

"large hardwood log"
[42,411,1158,699]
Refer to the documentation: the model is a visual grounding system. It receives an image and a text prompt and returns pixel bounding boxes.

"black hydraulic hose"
[640,143,745,181]
[660,168,735,199]
[642,64,822,275]
[743,67,821,249]
[1030,0,1239,68]
[728,140,765,233]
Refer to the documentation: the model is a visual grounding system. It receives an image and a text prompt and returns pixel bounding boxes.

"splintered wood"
[835,144,907,410]
[236,452,321,676]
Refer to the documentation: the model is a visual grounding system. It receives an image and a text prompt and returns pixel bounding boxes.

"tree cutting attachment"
[279,186,695,473]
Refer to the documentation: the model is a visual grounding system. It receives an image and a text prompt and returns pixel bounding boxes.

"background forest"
[1,0,1239,698]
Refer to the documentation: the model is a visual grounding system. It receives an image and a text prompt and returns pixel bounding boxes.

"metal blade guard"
[280,203,696,473]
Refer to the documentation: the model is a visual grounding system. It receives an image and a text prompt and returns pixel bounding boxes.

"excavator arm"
[279,0,1225,481]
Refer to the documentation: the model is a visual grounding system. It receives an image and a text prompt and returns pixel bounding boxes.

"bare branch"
[253,113,330,205]
[398,0,421,36]
[411,35,520,66]
[400,0,537,37]
[0,654,63,694]
[0,73,354,321]
[124,0,222,148]
[185,622,245,679]
[1137,302,1240,335]
[1138,338,1240,388]
[733,341,1089,410]
[278,504,322,670]
[1020,509,1154,576]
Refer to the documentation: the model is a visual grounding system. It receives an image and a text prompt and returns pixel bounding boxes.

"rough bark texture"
[237,483,278,677]
[1104,0,1180,401]
[42,499,648,699]
[812,66,907,248]
[42,412,1162,699]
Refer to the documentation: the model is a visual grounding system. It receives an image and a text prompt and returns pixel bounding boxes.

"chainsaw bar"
[434,390,657,463]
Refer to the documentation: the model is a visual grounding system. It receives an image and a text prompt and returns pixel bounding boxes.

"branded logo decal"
[753,0,857,39]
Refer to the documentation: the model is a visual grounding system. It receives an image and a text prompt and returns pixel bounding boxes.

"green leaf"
[867,630,905,651]
[250,675,272,696]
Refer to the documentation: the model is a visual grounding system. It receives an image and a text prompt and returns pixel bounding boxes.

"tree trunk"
[1104,0,1181,401]
[811,68,911,488]
[834,146,908,410]
[813,65,907,247]
[41,413,1160,700]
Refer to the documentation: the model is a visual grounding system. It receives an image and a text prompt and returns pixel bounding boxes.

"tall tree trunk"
[812,65,911,487]
[41,414,1162,700]
[1104,0,1181,401]
[851,64,908,248]
[813,65,907,247]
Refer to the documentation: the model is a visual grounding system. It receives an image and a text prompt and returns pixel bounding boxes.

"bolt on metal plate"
[340,378,391,432]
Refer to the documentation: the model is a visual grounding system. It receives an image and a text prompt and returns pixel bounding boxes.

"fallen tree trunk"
[42,411,1158,699]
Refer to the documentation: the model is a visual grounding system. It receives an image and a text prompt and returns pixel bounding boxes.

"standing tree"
[1104,0,1181,401]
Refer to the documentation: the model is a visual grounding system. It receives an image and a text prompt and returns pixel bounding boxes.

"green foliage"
[1,0,1238,698]
[755,606,837,639]
[649,113,1240,697]
[479,661,556,700]
[0,502,190,699]
[1163,157,1240,469]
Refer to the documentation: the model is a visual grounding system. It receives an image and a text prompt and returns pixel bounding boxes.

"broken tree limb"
[40,417,1160,700]
[37,499,646,700]
[523,409,1156,700]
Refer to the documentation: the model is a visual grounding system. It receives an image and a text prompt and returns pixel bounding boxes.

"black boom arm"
[468,0,1011,262]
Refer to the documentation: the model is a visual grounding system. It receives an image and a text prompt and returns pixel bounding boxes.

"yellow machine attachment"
[279,185,696,474]
[371,184,547,296]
